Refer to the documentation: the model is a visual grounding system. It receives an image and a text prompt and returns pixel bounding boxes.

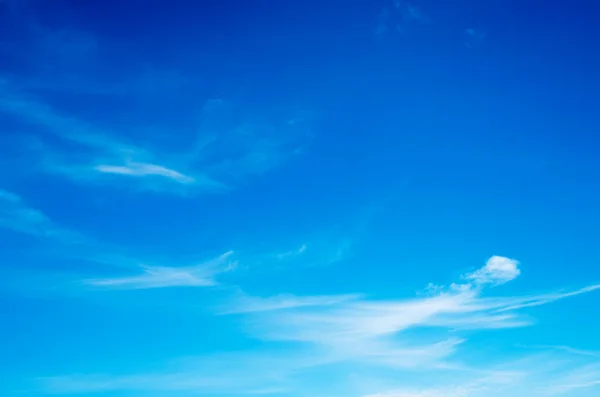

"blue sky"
[1,0,600,396]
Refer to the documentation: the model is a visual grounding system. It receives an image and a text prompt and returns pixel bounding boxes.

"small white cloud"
[94,161,196,184]
[423,283,445,296]
[84,251,236,290]
[464,256,521,285]
[274,244,308,260]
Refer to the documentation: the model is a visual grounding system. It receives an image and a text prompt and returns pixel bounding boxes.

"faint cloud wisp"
[83,251,237,290]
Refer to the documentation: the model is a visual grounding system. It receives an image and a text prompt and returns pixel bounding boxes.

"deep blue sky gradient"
[1,1,600,396]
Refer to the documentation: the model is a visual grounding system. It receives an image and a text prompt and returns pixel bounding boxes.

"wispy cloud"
[190,98,314,184]
[1,10,314,195]
[488,284,600,313]
[94,161,196,184]
[366,358,600,397]
[0,187,236,293]
[0,188,84,243]
[0,80,138,154]
[0,80,312,194]
[40,351,599,397]
[1,8,317,194]
[274,244,307,260]
[524,345,600,358]
[543,364,600,395]
[36,256,600,396]
[225,256,599,365]
[220,291,361,314]
[83,251,237,290]
[0,82,211,192]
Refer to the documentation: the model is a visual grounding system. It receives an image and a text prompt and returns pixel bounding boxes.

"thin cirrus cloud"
[274,244,308,260]
[219,291,362,314]
[0,82,216,192]
[83,251,237,290]
[93,162,196,184]
[38,256,600,396]
[0,19,314,196]
[38,352,600,396]
[0,81,312,194]
[0,187,237,291]
[38,349,315,395]
[526,345,600,358]
[362,359,600,397]
[0,188,84,243]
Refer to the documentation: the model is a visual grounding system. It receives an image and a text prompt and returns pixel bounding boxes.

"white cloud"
[2,10,316,193]
[94,161,196,184]
[37,255,600,396]
[274,244,307,260]
[83,251,236,290]
[226,256,598,371]
[244,292,474,344]
[0,83,189,193]
[1,189,236,293]
[464,256,520,285]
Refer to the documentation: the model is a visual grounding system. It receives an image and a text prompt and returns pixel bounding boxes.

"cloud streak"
[0,78,313,195]
[94,161,196,184]
[0,188,84,243]
[83,251,237,290]
[220,291,361,314]
[0,187,235,293]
